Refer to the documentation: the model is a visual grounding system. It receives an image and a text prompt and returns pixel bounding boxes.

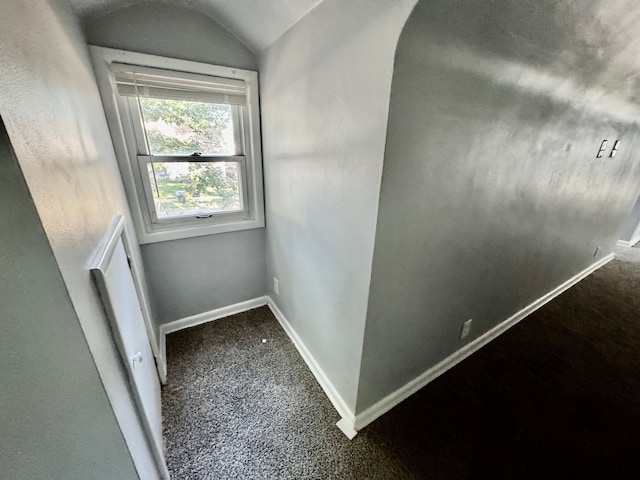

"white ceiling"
[68,0,325,52]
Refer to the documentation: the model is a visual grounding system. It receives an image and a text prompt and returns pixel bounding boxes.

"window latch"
[195,214,213,219]
[191,152,202,157]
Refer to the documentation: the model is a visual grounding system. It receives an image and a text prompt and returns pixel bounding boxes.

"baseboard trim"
[158,296,269,381]
[617,235,640,248]
[336,418,358,440]
[353,253,615,431]
[161,296,270,335]
[618,225,640,247]
[267,297,355,426]
[158,334,168,385]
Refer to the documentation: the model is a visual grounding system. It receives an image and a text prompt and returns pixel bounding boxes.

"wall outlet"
[273,277,280,296]
[460,319,473,339]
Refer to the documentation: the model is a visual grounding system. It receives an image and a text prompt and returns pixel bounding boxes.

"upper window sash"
[125,98,244,157]
[111,64,247,106]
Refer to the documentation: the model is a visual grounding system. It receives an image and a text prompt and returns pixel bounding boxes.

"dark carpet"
[163,246,640,479]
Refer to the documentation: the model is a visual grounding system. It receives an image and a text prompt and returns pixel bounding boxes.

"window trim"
[90,46,265,244]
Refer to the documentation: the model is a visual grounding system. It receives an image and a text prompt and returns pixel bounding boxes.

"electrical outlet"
[460,319,473,339]
[596,139,608,158]
[273,277,280,296]
[610,140,621,157]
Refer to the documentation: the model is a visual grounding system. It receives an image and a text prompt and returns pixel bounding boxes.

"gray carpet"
[163,245,640,479]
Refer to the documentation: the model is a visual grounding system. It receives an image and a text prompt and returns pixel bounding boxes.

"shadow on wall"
[82,2,257,70]
[355,0,640,413]
[414,0,640,95]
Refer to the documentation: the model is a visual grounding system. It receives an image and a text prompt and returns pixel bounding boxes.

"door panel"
[91,216,164,467]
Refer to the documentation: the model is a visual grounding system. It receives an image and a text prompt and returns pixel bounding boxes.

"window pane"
[139,98,236,155]
[147,162,242,219]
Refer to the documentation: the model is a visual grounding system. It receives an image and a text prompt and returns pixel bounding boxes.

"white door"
[91,216,165,475]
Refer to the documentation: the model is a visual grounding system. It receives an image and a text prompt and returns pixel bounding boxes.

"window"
[91,47,264,243]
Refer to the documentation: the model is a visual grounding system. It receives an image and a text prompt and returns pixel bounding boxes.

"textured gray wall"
[260,0,417,411]
[71,0,323,53]
[143,229,267,324]
[619,194,640,243]
[0,0,160,477]
[83,2,257,70]
[84,2,266,325]
[356,0,640,412]
[0,121,138,480]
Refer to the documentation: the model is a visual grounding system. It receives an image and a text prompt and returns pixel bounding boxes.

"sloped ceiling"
[68,0,325,52]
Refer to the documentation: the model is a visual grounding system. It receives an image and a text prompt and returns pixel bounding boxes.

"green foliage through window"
[139,98,234,155]
[147,161,241,218]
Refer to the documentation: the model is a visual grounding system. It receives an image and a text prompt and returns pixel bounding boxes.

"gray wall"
[143,229,266,324]
[0,121,137,480]
[260,0,417,411]
[0,0,160,477]
[83,2,257,70]
[619,194,640,243]
[84,2,265,325]
[356,0,640,412]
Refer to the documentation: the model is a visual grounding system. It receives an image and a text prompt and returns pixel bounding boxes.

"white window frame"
[90,46,265,243]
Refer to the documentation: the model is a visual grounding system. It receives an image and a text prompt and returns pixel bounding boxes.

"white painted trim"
[158,333,167,385]
[630,221,640,247]
[353,253,615,431]
[618,221,640,248]
[91,216,170,479]
[336,418,358,440]
[158,296,269,379]
[118,219,165,383]
[617,234,640,248]
[161,296,269,335]
[266,298,355,425]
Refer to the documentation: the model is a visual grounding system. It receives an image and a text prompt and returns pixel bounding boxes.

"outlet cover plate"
[460,319,473,339]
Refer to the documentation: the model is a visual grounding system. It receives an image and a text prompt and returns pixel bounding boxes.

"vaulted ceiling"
[68,0,325,52]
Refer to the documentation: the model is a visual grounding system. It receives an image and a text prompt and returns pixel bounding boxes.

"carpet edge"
[353,252,616,431]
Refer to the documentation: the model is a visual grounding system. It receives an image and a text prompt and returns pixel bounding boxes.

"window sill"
[138,216,265,244]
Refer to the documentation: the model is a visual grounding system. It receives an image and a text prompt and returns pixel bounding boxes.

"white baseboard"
[161,296,270,335]
[336,418,358,440]
[158,296,269,381]
[618,225,640,248]
[617,235,640,248]
[353,253,615,431]
[266,298,355,427]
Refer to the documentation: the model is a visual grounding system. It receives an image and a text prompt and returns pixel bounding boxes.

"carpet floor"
[163,246,640,479]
